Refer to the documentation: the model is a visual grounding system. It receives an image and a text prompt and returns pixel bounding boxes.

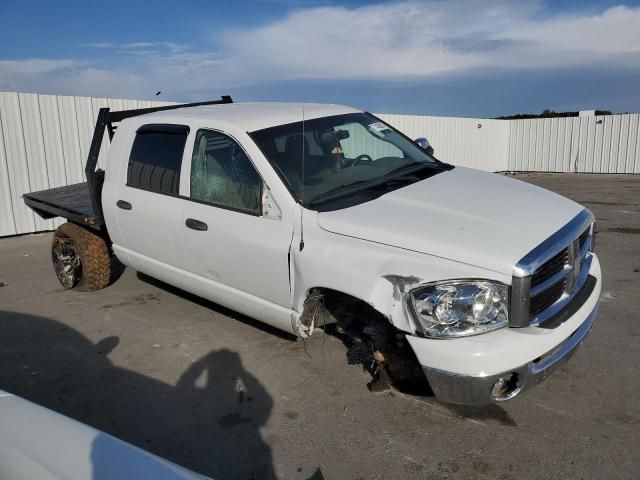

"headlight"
[408,280,509,338]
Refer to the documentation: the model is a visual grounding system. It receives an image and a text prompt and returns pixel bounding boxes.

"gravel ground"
[0,173,638,480]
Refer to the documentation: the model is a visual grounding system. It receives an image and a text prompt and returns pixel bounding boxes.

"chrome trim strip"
[579,234,592,258]
[572,238,582,291]
[510,276,531,328]
[565,239,579,293]
[530,264,573,297]
[513,209,594,278]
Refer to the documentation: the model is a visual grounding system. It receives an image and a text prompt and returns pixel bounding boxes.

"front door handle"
[117,200,132,210]
[185,218,208,231]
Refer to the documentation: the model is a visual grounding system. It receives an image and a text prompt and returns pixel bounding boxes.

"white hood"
[316,167,584,275]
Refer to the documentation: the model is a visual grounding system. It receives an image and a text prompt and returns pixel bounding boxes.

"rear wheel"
[51,222,111,291]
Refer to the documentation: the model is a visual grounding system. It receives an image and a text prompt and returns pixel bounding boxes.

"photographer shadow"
[0,311,275,479]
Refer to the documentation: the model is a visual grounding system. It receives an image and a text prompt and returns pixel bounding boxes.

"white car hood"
[0,391,209,480]
[316,167,584,275]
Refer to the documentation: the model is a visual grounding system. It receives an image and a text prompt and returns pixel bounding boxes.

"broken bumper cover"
[422,305,597,405]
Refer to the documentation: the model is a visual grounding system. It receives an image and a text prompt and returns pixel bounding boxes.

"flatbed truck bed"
[23,182,103,230]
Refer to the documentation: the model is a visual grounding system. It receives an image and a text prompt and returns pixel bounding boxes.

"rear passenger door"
[182,129,293,315]
[115,124,193,291]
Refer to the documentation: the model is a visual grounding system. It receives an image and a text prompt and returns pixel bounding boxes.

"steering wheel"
[351,154,374,166]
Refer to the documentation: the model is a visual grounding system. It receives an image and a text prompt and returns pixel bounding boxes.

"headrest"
[284,134,309,158]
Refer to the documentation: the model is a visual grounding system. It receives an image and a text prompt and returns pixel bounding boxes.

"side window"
[190,130,262,215]
[127,124,189,195]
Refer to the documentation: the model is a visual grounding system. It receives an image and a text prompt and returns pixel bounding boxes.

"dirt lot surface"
[1,173,638,479]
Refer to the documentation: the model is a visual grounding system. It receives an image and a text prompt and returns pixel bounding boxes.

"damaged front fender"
[290,212,510,336]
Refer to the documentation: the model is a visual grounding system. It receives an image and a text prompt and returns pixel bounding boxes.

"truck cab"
[24,100,601,405]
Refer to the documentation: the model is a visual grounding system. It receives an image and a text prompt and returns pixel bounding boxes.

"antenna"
[299,105,305,252]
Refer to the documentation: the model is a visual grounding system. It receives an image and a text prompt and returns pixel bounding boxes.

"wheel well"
[299,287,387,331]
[299,287,427,393]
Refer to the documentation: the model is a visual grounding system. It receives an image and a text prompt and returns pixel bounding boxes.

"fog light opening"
[491,372,521,401]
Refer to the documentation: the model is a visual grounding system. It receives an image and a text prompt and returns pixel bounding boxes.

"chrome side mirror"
[415,137,434,156]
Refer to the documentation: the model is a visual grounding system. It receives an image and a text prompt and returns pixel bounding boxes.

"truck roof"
[135,102,361,132]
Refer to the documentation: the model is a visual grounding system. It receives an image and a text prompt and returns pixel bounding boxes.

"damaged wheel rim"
[52,237,81,288]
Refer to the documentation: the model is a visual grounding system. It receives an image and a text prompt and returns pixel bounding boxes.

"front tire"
[51,222,111,291]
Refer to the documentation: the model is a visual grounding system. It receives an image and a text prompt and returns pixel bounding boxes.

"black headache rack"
[23,96,233,232]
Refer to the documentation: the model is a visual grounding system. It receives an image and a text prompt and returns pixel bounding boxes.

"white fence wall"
[508,114,640,173]
[378,114,511,171]
[1,91,638,237]
[382,113,640,174]
[0,92,173,237]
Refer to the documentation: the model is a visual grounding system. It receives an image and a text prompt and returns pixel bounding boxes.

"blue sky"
[1,0,639,117]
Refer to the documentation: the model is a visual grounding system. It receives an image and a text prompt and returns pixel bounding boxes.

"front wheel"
[51,222,112,291]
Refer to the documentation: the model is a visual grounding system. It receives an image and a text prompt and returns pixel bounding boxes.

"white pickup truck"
[23,97,601,405]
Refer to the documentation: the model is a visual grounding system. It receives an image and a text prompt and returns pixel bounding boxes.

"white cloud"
[1,1,639,99]
[504,5,640,55]
[80,42,187,51]
[61,68,148,98]
[0,58,148,98]
[218,1,640,80]
[0,59,84,77]
[78,42,116,49]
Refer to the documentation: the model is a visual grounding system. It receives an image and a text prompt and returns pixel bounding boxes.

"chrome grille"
[578,227,590,250]
[510,210,594,328]
[530,276,567,316]
[531,248,569,288]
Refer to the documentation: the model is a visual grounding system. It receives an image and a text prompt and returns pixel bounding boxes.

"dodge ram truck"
[23,97,601,405]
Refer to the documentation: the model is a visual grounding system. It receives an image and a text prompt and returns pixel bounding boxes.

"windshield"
[249,113,452,211]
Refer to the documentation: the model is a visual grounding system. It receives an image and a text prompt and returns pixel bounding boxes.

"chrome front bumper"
[423,304,598,406]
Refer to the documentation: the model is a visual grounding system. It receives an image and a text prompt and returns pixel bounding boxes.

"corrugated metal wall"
[0,92,174,237]
[508,114,640,173]
[1,91,638,237]
[378,114,511,171]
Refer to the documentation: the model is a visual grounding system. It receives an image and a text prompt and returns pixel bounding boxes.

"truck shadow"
[445,404,517,427]
[136,272,296,341]
[107,255,127,286]
[135,275,516,427]
[0,310,275,479]
[323,324,516,426]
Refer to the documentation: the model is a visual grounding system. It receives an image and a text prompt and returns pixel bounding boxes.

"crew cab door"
[114,124,193,291]
[181,129,294,330]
